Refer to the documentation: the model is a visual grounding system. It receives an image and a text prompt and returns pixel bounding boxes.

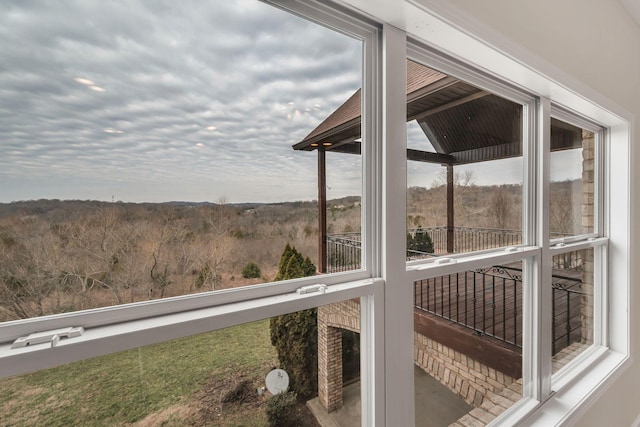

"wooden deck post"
[318,148,327,273]
[446,164,454,253]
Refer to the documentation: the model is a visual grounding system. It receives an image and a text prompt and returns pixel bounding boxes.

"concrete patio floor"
[307,365,472,427]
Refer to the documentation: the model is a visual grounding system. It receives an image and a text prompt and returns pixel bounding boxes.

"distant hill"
[0,180,583,321]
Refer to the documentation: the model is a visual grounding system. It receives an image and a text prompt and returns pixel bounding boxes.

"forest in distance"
[0,179,582,322]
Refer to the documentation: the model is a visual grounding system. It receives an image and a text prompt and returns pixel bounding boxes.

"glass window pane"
[549,118,595,238]
[1,303,361,426]
[326,152,363,273]
[414,261,524,426]
[0,0,363,321]
[551,248,594,374]
[407,160,445,258]
[406,60,523,258]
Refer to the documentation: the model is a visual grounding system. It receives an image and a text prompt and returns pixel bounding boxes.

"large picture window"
[0,0,368,324]
[403,44,612,425]
[0,1,631,426]
[0,0,381,421]
[405,60,525,258]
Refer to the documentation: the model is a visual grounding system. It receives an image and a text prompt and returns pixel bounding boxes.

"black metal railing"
[327,233,361,273]
[413,265,584,354]
[414,266,523,347]
[328,229,586,353]
[326,232,435,272]
[418,226,523,254]
[551,273,584,354]
[327,227,580,271]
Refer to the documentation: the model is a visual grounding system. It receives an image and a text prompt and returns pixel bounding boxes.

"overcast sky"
[0,1,582,204]
[0,0,364,203]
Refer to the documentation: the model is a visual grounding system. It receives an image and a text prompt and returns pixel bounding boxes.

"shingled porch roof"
[293,60,583,165]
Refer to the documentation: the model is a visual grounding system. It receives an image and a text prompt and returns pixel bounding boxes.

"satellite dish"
[265,368,289,395]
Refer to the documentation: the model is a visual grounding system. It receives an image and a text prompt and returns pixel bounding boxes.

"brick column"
[318,307,343,412]
[581,130,594,343]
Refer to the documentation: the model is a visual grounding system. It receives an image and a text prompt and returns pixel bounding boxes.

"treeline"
[0,200,334,321]
[0,179,580,321]
[408,179,583,234]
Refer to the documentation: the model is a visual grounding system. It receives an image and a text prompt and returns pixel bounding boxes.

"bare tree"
[194,205,233,291]
[431,168,482,225]
[487,187,511,229]
[0,226,61,319]
[548,181,585,235]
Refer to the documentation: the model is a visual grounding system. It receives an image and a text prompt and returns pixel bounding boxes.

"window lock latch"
[11,326,85,349]
[296,284,327,295]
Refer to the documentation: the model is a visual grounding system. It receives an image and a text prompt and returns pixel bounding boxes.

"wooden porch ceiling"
[293,60,585,165]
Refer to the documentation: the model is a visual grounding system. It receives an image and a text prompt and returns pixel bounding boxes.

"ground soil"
[190,371,320,427]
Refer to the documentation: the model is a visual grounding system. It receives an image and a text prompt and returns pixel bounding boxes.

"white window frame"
[0,2,386,425]
[549,107,605,243]
[0,0,381,338]
[346,1,630,426]
[0,1,632,426]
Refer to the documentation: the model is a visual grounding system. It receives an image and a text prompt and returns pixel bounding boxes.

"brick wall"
[317,300,360,412]
[450,342,590,426]
[414,332,516,407]
[318,299,360,333]
[581,130,595,344]
[318,324,343,411]
[317,299,516,412]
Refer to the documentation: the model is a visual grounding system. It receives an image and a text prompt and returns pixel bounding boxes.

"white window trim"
[404,39,618,420]
[338,1,631,426]
[0,2,387,425]
[0,277,383,378]
[550,105,606,241]
[380,23,412,425]
[0,0,380,345]
[406,246,540,281]
[0,1,632,426]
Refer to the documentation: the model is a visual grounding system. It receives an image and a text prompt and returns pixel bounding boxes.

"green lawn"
[0,319,278,426]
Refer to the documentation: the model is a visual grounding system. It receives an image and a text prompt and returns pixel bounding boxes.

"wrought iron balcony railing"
[413,265,583,355]
[327,227,586,354]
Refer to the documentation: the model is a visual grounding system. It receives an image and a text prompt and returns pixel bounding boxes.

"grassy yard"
[0,319,281,426]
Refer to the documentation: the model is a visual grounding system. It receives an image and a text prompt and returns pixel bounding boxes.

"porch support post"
[446,164,454,253]
[318,308,344,412]
[318,148,327,273]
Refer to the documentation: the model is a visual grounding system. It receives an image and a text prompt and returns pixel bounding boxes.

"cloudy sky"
[0,0,583,204]
[0,0,364,203]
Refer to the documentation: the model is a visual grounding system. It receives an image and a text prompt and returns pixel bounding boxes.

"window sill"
[513,348,629,426]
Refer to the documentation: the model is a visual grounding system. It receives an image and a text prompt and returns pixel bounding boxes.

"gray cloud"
[0,0,362,203]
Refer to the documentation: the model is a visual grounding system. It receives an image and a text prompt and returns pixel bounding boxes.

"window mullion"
[595,128,606,239]
[594,125,608,349]
[381,23,411,427]
[360,281,385,427]
[594,243,608,347]
[361,15,382,427]
[532,96,553,401]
